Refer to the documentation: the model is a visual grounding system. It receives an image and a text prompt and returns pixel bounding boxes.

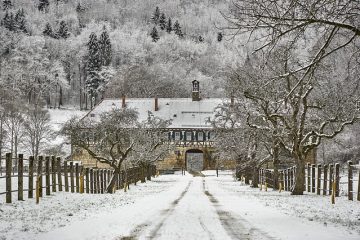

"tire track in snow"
[118,180,193,240]
[203,179,274,240]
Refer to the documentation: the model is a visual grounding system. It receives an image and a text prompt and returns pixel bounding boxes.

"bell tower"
[192,80,200,101]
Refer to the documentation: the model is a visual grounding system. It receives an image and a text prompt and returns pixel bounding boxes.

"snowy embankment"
[0,174,185,240]
[0,171,359,240]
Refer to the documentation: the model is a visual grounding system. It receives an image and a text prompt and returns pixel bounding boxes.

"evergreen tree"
[86,33,101,107]
[198,35,204,42]
[57,20,70,39]
[14,9,27,33]
[99,27,112,66]
[2,11,15,31]
[76,2,85,13]
[159,13,166,30]
[217,32,223,42]
[2,0,12,10]
[150,26,159,42]
[151,6,160,25]
[173,20,183,38]
[38,0,49,12]
[43,22,54,37]
[166,17,172,33]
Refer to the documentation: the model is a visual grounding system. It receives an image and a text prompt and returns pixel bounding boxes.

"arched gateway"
[186,149,204,172]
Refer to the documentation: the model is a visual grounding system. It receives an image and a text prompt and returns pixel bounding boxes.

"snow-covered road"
[34,171,359,240]
[1,171,359,240]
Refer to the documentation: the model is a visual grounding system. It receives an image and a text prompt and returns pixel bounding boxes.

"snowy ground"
[0,171,359,240]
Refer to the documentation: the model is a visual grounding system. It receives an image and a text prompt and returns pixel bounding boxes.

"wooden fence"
[259,161,360,201]
[0,153,157,204]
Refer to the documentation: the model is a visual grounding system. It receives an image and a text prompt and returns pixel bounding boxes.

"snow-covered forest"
[0,0,246,157]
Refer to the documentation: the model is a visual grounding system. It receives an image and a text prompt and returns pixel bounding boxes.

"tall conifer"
[57,20,70,39]
[159,13,166,30]
[173,20,183,38]
[2,0,12,10]
[151,6,160,25]
[38,0,49,12]
[14,9,27,33]
[43,22,54,37]
[99,27,112,66]
[150,27,160,42]
[166,17,172,33]
[86,33,101,107]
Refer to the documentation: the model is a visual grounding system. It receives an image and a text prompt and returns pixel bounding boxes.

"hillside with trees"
[0,0,242,110]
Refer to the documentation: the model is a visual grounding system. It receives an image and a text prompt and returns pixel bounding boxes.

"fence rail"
[258,161,360,201]
[1,153,157,204]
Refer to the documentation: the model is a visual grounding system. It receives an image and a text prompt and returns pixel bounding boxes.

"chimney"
[122,95,126,108]
[192,80,200,101]
[154,97,159,111]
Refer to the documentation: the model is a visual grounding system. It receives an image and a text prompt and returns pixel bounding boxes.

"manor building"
[75,80,234,171]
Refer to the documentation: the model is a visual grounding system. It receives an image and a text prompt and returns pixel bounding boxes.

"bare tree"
[130,112,173,182]
[227,46,359,194]
[62,108,170,193]
[23,105,53,160]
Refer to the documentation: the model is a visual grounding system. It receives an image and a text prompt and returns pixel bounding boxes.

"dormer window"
[90,113,95,118]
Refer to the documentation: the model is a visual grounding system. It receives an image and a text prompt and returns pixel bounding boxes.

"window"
[198,132,204,141]
[90,113,95,117]
[175,132,180,140]
[186,132,192,141]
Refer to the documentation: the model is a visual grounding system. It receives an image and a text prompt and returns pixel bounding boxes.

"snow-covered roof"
[83,98,228,129]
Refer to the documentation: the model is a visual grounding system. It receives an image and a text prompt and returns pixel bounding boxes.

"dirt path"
[122,176,266,240]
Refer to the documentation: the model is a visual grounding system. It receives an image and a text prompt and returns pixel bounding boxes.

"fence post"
[28,156,34,198]
[75,163,79,193]
[80,167,84,194]
[100,169,104,194]
[307,163,310,192]
[6,153,12,203]
[94,170,98,193]
[45,157,51,196]
[323,164,328,195]
[64,160,69,192]
[335,163,340,197]
[90,168,94,194]
[51,156,56,192]
[329,164,333,196]
[38,156,43,197]
[348,161,353,201]
[57,157,62,191]
[311,164,315,193]
[288,168,291,191]
[85,168,90,194]
[97,169,101,194]
[70,162,74,193]
[357,168,360,201]
[104,169,107,191]
[317,164,321,195]
[18,154,23,201]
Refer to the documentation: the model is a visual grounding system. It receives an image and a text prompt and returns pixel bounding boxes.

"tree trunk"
[105,167,119,193]
[291,161,305,195]
[141,166,146,183]
[251,166,259,188]
[59,86,63,108]
[146,165,151,181]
